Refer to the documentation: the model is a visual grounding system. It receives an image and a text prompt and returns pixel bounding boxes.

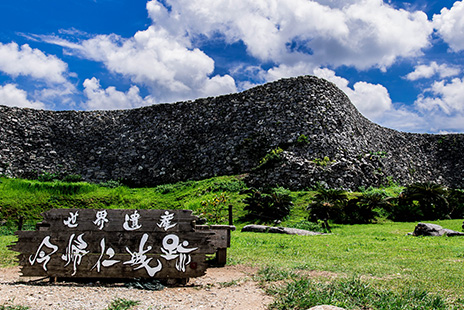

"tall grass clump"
[4,178,97,195]
[105,298,140,310]
[269,277,451,310]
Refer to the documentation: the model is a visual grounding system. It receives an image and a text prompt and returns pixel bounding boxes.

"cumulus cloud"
[0,42,69,84]
[409,76,464,132]
[313,67,393,121]
[406,62,461,80]
[46,25,237,104]
[415,78,464,114]
[38,0,434,107]
[82,77,155,110]
[147,0,433,70]
[433,1,464,52]
[0,84,46,109]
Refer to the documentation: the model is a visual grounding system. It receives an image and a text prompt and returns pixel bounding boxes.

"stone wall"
[1,75,463,189]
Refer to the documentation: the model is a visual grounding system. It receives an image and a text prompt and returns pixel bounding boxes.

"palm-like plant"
[243,187,293,223]
[344,191,389,224]
[402,182,449,220]
[307,188,348,232]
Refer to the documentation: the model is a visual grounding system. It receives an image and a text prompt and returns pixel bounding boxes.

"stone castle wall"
[1,76,463,189]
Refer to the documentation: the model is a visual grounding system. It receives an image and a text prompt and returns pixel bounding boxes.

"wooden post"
[228,205,233,226]
[17,216,24,231]
[216,248,227,266]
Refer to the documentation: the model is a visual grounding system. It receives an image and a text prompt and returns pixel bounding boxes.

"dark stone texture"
[413,222,464,236]
[1,75,463,189]
[241,224,325,235]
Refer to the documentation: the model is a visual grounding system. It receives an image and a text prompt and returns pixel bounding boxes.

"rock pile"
[1,75,463,189]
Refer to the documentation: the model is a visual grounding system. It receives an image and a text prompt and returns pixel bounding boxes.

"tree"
[401,182,449,220]
[344,191,389,224]
[307,188,348,232]
[243,187,293,223]
[447,188,464,219]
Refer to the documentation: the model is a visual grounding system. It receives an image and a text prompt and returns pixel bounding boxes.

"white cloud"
[313,67,393,120]
[264,62,317,82]
[82,77,155,110]
[409,75,464,132]
[48,25,237,104]
[415,77,464,114]
[406,61,461,80]
[0,42,69,84]
[148,0,433,70]
[433,1,464,52]
[0,84,46,109]
[36,0,435,110]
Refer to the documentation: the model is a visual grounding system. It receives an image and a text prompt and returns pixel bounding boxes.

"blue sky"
[0,0,463,133]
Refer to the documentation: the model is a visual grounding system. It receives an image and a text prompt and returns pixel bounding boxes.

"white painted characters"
[124,233,162,276]
[29,236,58,271]
[63,211,79,228]
[157,211,177,231]
[92,238,120,272]
[61,233,89,276]
[161,234,198,272]
[123,210,142,231]
[93,210,109,230]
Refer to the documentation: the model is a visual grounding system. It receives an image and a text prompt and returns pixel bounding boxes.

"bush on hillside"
[243,187,293,223]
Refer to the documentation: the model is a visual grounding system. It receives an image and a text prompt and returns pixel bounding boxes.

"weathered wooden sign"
[9,209,234,281]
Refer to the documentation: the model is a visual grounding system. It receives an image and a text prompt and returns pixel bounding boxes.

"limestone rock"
[241,224,324,235]
[413,222,464,236]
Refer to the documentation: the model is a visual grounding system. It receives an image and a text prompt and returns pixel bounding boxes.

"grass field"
[2,176,464,309]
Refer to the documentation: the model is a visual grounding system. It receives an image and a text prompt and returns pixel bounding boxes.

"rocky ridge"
[0,75,463,189]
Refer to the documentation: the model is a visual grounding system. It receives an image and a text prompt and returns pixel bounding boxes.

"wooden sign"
[9,209,233,281]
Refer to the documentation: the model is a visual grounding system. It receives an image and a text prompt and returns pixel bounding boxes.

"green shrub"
[207,178,246,192]
[388,182,450,221]
[297,134,309,144]
[61,174,83,182]
[341,192,390,224]
[307,188,348,231]
[446,188,464,219]
[99,180,123,188]
[312,156,334,167]
[243,187,293,222]
[37,172,82,183]
[197,192,229,224]
[387,195,423,222]
[37,172,60,182]
[256,147,284,169]
[105,298,140,310]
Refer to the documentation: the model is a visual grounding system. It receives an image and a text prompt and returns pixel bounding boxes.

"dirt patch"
[0,265,273,309]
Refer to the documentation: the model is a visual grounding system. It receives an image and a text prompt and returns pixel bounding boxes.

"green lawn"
[230,220,464,296]
[226,220,464,309]
[2,176,464,308]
